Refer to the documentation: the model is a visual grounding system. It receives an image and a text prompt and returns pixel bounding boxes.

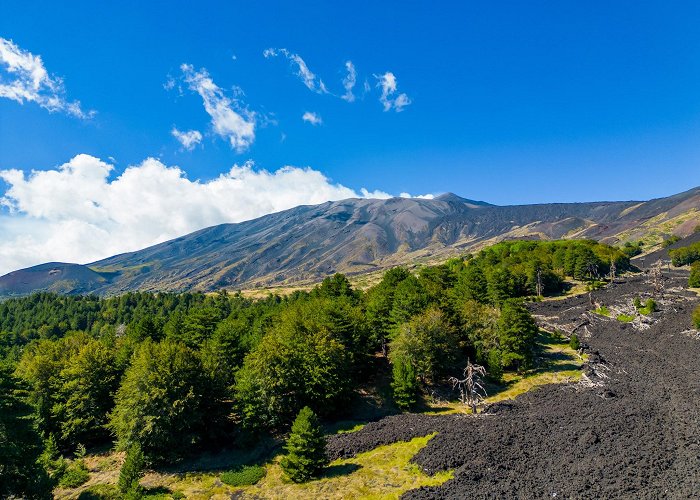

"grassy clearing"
[130,434,451,500]
[244,434,452,500]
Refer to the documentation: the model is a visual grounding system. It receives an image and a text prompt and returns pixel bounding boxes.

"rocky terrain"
[327,271,700,498]
[1,187,699,296]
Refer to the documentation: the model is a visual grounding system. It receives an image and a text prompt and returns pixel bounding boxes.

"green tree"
[54,339,119,447]
[689,262,700,288]
[109,341,207,463]
[388,307,459,383]
[280,407,327,483]
[497,300,538,371]
[390,275,429,325]
[453,264,488,303]
[0,365,52,499]
[118,444,145,494]
[235,308,350,430]
[391,355,418,409]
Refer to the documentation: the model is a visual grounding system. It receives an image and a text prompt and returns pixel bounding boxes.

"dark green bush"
[58,460,90,487]
[662,235,681,248]
[220,465,266,486]
[569,333,580,351]
[689,262,700,288]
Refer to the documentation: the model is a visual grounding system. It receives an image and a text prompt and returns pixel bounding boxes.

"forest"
[0,239,631,498]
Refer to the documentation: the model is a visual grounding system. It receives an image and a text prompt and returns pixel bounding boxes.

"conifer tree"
[280,407,327,483]
[391,355,418,409]
[118,443,145,494]
[0,365,52,499]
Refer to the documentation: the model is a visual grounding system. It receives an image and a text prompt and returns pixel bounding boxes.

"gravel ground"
[326,272,700,499]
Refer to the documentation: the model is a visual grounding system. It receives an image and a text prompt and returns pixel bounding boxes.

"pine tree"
[391,355,418,409]
[280,407,327,483]
[118,443,145,494]
[0,365,52,499]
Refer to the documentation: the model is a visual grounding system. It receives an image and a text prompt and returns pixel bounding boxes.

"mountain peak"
[435,192,493,206]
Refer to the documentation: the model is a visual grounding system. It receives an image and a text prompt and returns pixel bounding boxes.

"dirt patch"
[327,272,700,498]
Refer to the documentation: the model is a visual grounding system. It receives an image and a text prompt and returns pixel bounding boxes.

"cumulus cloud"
[302,111,322,125]
[341,61,356,102]
[180,64,256,151]
[376,72,411,112]
[0,154,432,275]
[171,127,203,150]
[0,37,94,118]
[263,48,328,94]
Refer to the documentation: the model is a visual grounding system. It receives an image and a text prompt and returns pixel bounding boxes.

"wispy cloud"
[302,111,322,125]
[0,154,433,275]
[341,61,356,102]
[180,64,256,151]
[263,48,328,94]
[171,127,203,150]
[0,37,94,118]
[375,72,411,112]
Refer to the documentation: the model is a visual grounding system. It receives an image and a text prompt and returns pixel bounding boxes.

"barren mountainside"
[1,187,699,296]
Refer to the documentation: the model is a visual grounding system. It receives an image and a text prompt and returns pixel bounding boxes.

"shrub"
[220,465,266,486]
[280,407,327,483]
[662,235,681,248]
[669,242,700,266]
[633,297,642,309]
[616,314,635,323]
[693,305,700,329]
[77,484,121,500]
[569,333,580,351]
[594,306,610,317]
[639,299,657,315]
[59,459,90,487]
[689,262,700,288]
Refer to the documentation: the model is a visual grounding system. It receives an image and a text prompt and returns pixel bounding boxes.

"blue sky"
[0,1,699,272]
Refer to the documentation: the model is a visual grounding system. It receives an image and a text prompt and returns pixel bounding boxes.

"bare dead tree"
[650,260,664,297]
[535,267,543,297]
[449,359,488,414]
[609,257,616,283]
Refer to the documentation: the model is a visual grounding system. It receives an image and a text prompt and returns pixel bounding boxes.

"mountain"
[1,187,699,296]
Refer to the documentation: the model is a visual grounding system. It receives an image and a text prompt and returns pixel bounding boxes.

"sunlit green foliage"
[669,241,700,266]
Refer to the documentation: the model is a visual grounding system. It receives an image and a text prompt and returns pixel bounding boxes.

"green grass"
[616,313,635,323]
[220,464,266,486]
[245,433,453,499]
[594,305,611,317]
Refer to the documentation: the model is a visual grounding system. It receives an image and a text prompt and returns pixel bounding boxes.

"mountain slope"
[1,187,699,296]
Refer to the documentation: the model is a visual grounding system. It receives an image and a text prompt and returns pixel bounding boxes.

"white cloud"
[263,48,328,94]
[0,154,431,275]
[171,127,203,150]
[376,72,411,112]
[341,61,356,102]
[302,111,322,125]
[0,37,94,118]
[180,64,256,151]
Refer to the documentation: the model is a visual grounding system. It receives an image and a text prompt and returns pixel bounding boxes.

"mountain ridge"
[2,186,699,297]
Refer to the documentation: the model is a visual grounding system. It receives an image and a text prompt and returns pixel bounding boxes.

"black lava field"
[327,271,700,499]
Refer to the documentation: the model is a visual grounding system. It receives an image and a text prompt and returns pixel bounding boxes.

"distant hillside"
[1,187,699,297]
